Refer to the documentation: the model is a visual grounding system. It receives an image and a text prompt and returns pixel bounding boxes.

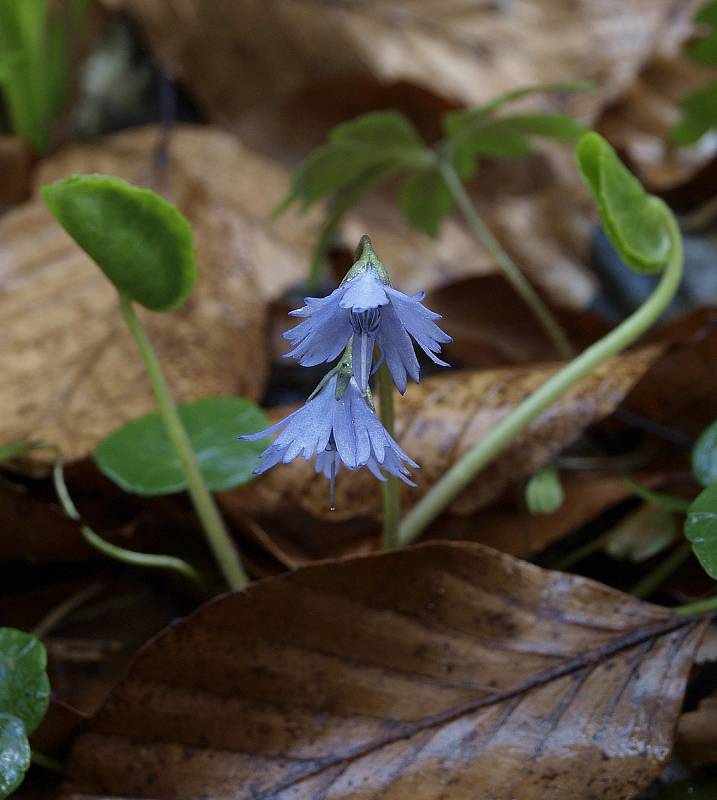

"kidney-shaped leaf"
[576,132,672,273]
[94,396,269,496]
[0,628,49,736]
[685,483,717,578]
[0,714,30,799]
[42,175,197,311]
[61,543,704,800]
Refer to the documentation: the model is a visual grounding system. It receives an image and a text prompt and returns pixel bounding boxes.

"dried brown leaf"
[227,346,662,521]
[0,124,314,466]
[61,542,705,799]
[102,0,693,139]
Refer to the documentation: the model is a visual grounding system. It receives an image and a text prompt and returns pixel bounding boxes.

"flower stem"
[397,204,683,547]
[53,461,204,588]
[377,362,400,549]
[630,540,692,599]
[118,294,249,590]
[438,158,574,359]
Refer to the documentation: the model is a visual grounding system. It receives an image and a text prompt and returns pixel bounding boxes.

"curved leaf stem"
[438,158,574,359]
[675,593,717,616]
[53,461,204,587]
[377,362,400,549]
[396,204,683,548]
[118,294,249,590]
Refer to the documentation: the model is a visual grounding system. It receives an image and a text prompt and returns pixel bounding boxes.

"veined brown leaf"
[61,543,705,799]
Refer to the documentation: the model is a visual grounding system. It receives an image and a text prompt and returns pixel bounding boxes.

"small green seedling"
[43,175,266,590]
[0,628,50,798]
[524,465,564,515]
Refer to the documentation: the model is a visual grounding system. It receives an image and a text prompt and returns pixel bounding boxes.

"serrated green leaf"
[0,628,49,736]
[331,110,423,148]
[672,79,717,145]
[688,32,717,64]
[0,713,30,799]
[685,483,717,578]
[473,80,594,116]
[281,112,427,213]
[95,396,270,496]
[43,175,197,311]
[692,420,717,487]
[283,142,399,209]
[399,168,453,237]
[445,112,585,178]
[576,132,671,273]
[696,0,717,26]
[497,113,586,140]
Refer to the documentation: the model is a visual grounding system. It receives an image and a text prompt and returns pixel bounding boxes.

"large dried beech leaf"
[103,1,695,134]
[0,125,311,465]
[61,543,705,800]
[228,346,662,521]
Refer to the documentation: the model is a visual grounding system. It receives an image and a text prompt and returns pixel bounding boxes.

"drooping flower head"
[284,235,451,393]
[240,348,418,509]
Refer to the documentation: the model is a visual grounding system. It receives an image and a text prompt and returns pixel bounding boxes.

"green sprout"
[0,0,88,153]
[42,175,269,591]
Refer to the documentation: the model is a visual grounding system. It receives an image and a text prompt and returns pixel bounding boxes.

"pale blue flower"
[240,372,418,507]
[284,264,451,394]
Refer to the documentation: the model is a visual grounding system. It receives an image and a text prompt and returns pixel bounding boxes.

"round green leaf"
[0,714,30,799]
[0,628,49,736]
[41,174,197,311]
[692,420,717,487]
[95,396,270,496]
[576,132,671,273]
[685,483,717,579]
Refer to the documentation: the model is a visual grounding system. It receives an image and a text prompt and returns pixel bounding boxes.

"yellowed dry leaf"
[225,345,662,521]
[0,124,318,465]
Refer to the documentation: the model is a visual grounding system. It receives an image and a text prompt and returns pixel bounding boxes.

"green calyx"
[341,235,391,286]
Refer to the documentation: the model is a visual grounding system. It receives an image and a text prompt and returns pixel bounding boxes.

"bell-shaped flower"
[240,367,418,508]
[284,237,451,394]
